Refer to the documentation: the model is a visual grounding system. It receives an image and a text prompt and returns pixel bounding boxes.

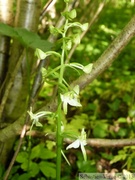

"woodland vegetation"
[0,0,135,179]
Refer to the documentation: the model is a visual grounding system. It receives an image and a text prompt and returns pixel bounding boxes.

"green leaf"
[15,28,52,51]
[117,128,127,137]
[110,154,127,164]
[30,39,52,52]
[81,23,89,31]
[73,85,80,95]
[73,34,81,44]
[35,121,43,127]
[39,161,56,178]
[30,143,44,159]
[66,39,72,50]
[93,123,108,138]
[108,99,121,111]
[50,25,61,35]
[0,23,52,52]
[117,117,127,123]
[61,9,76,20]
[28,162,40,177]
[35,49,61,59]
[35,48,47,59]
[31,143,56,160]
[69,9,77,19]
[83,63,93,74]
[17,173,30,180]
[0,23,18,38]
[70,62,84,70]
[16,152,28,163]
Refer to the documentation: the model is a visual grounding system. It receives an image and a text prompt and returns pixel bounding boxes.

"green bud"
[81,23,89,31]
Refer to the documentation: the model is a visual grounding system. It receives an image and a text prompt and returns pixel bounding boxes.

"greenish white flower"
[28,108,52,127]
[66,128,87,161]
[60,85,82,114]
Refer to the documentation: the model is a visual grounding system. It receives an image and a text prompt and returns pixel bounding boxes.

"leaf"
[50,25,61,35]
[61,9,76,20]
[0,23,52,52]
[39,161,56,178]
[15,27,39,46]
[81,23,89,31]
[110,154,127,164]
[93,123,108,138]
[63,101,68,115]
[17,173,30,180]
[73,85,80,95]
[70,62,84,70]
[83,63,93,74]
[15,27,52,51]
[0,23,18,38]
[117,117,127,123]
[66,39,72,50]
[35,48,48,59]
[31,143,56,160]
[28,162,40,177]
[16,152,28,163]
[69,9,77,19]
[73,34,81,44]
[30,39,52,52]
[35,121,43,127]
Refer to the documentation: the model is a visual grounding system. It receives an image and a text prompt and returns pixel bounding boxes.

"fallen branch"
[27,130,135,148]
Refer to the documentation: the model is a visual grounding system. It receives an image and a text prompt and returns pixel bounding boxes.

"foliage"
[0,23,52,51]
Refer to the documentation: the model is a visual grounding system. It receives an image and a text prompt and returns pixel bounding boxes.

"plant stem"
[56,102,62,180]
[56,19,68,180]
[56,3,69,179]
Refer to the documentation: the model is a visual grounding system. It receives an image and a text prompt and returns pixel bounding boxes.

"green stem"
[56,102,62,180]
[56,3,69,179]
[56,22,69,180]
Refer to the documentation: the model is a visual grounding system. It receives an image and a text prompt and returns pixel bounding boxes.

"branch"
[71,15,135,90]
[26,131,135,148]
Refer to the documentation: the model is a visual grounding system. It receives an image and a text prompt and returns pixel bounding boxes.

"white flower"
[28,107,52,127]
[60,85,82,114]
[66,129,87,161]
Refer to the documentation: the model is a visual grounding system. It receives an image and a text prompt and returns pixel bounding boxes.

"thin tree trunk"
[0,0,41,166]
[0,0,14,166]
[0,0,13,89]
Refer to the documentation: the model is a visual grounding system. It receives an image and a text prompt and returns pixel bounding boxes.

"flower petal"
[66,139,80,150]
[80,142,87,161]
[68,98,82,107]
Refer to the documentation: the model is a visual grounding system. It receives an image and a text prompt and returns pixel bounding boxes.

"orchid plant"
[28,0,93,179]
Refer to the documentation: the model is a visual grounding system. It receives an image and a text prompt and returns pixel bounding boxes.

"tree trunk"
[0,0,41,166]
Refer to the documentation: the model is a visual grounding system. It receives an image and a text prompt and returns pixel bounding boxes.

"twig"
[3,122,28,180]
[40,0,55,22]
